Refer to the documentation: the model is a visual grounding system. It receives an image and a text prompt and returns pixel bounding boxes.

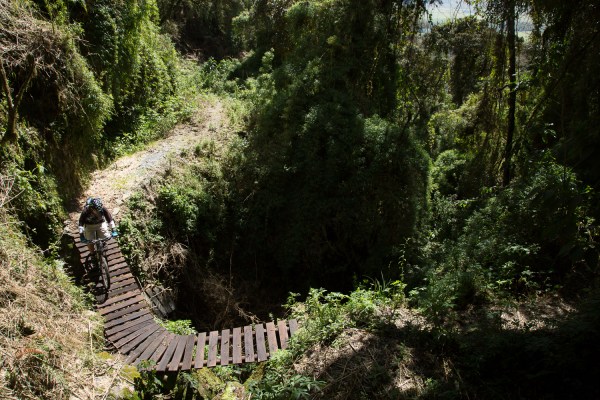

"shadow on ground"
[305,296,600,400]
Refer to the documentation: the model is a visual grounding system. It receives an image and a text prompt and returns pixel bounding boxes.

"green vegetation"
[2,0,600,398]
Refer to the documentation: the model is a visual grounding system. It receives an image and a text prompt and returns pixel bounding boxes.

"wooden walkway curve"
[69,232,299,372]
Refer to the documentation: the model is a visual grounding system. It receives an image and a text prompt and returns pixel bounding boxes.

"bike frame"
[85,235,112,290]
[88,236,111,256]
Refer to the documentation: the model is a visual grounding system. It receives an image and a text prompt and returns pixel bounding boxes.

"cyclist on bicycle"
[78,197,118,255]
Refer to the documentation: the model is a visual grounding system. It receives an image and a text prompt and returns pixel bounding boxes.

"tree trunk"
[0,56,36,143]
[503,0,517,186]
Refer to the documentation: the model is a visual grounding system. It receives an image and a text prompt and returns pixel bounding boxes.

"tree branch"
[0,56,14,111]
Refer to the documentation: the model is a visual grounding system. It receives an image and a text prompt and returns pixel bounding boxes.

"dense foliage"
[2,0,600,398]
[118,0,599,396]
[0,0,194,247]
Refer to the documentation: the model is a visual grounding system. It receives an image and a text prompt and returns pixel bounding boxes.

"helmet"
[86,197,103,212]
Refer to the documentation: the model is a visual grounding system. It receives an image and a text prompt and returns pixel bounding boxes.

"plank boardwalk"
[69,232,299,371]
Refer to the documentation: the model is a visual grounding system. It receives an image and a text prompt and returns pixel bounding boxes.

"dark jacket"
[79,206,114,226]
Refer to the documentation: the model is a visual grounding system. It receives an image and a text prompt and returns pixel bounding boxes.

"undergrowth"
[0,187,108,399]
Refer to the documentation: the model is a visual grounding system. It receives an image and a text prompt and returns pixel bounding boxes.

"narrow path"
[67,99,226,225]
[64,99,300,369]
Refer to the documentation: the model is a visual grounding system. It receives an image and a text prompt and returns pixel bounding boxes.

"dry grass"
[0,0,85,115]
[294,327,429,400]
[0,180,127,399]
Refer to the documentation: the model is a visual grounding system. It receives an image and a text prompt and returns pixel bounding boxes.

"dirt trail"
[67,99,227,227]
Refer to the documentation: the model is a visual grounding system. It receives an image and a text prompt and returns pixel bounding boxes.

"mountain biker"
[78,197,118,255]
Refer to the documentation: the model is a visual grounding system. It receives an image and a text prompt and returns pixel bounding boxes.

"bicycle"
[84,235,113,291]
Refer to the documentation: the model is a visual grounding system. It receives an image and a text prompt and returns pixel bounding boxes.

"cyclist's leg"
[98,222,111,239]
[84,224,102,254]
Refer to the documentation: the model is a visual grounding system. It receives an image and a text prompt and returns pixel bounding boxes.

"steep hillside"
[0,194,108,399]
[0,97,230,399]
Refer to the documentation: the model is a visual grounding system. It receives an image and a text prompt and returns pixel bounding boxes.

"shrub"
[417,159,598,317]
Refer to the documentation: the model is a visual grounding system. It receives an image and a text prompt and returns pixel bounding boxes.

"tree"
[528,0,600,194]
[0,2,43,142]
[156,0,246,58]
[0,54,36,143]
[223,0,433,291]
[502,0,517,185]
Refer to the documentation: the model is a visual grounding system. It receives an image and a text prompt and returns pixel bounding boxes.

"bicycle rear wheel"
[100,254,110,290]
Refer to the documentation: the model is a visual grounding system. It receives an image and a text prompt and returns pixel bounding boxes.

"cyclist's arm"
[78,208,88,235]
[102,207,116,230]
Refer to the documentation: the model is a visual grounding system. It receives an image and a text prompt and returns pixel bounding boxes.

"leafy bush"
[431,150,469,197]
[287,282,406,350]
[459,162,594,291]
[415,159,598,324]
[197,57,242,94]
[156,318,197,335]
[155,164,227,244]
[80,0,190,153]
[248,351,324,400]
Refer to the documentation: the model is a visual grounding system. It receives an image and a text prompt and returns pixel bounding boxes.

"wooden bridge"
[69,232,299,372]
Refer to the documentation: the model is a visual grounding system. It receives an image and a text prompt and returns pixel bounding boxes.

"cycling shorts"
[84,222,111,241]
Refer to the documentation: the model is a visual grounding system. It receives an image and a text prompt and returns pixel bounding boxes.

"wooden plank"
[81,246,120,259]
[278,320,290,350]
[147,333,175,368]
[220,329,230,366]
[97,290,139,309]
[105,247,121,257]
[105,241,120,250]
[108,319,154,342]
[130,331,169,365]
[266,322,279,355]
[289,319,299,336]
[77,239,118,249]
[106,254,126,265]
[167,335,189,371]
[119,325,164,354]
[106,252,123,262]
[108,258,128,267]
[100,295,145,316]
[243,325,254,363]
[75,240,89,248]
[107,283,140,298]
[116,324,163,354]
[104,302,146,322]
[112,322,158,350]
[97,292,140,311]
[124,329,164,364]
[194,332,207,369]
[105,313,153,337]
[181,335,196,371]
[100,295,145,317]
[110,272,134,284]
[108,265,129,275]
[104,308,152,330]
[207,331,219,367]
[108,277,135,290]
[81,252,123,264]
[104,278,135,292]
[85,243,119,254]
[94,254,124,266]
[232,327,242,365]
[255,324,268,362]
[156,335,180,372]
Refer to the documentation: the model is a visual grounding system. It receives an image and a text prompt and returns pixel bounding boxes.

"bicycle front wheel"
[100,255,110,291]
